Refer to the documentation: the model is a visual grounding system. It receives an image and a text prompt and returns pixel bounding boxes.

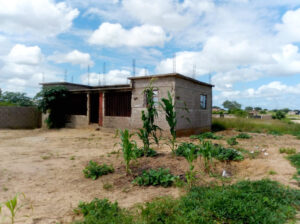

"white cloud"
[6,44,43,65]
[81,70,131,86]
[48,50,94,68]
[0,0,79,37]
[276,8,300,43]
[89,23,167,47]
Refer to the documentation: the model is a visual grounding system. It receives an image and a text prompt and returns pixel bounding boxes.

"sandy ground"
[0,128,299,224]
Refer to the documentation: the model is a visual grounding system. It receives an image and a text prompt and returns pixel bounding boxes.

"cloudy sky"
[0,0,300,109]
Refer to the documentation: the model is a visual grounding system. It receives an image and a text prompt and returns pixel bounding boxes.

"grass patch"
[287,153,300,186]
[132,168,178,187]
[103,183,113,191]
[190,132,223,140]
[134,148,158,158]
[268,170,277,175]
[74,179,300,224]
[213,117,300,136]
[227,137,238,146]
[236,133,251,139]
[279,148,296,155]
[83,161,114,180]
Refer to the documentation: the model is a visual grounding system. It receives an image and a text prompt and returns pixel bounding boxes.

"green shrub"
[272,110,286,120]
[213,145,244,162]
[133,168,178,187]
[134,148,157,158]
[175,142,199,157]
[83,161,114,180]
[268,130,283,136]
[236,133,251,139]
[190,132,222,140]
[75,199,133,224]
[227,137,238,146]
[279,148,296,155]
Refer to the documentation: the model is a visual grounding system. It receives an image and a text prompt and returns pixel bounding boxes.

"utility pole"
[64,69,68,82]
[173,53,176,73]
[192,64,196,79]
[103,62,106,86]
[87,65,90,86]
[132,59,136,77]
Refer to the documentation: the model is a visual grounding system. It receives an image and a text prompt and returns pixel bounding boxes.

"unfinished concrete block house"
[42,73,213,136]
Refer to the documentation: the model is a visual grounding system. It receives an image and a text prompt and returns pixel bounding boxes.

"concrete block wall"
[0,106,41,129]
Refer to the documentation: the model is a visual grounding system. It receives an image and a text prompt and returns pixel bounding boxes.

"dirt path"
[0,128,299,223]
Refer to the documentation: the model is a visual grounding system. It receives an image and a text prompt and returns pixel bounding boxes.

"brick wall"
[0,107,41,129]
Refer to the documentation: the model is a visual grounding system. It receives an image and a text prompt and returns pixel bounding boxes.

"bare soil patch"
[0,128,299,223]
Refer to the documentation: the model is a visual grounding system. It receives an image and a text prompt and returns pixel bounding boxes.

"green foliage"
[134,147,158,158]
[75,180,300,224]
[272,110,286,120]
[212,117,300,136]
[0,91,34,107]
[229,109,248,117]
[245,106,253,111]
[133,168,178,187]
[0,193,26,224]
[75,199,133,224]
[175,142,199,157]
[222,100,241,110]
[119,129,137,174]
[268,130,283,136]
[160,91,177,153]
[182,143,197,187]
[236,133,252,139]
[190,132,223,140]
[279,148,296,155]
[213,145,244,162]
[198,141,215,172]
[83,161,114,180]
[227,137,238,146]
[137,81,160,154]
[35,86,69,128]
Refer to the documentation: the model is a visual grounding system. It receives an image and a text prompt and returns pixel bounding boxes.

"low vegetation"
[235,132,252,139]
[119,129,137,175]
[287,153,300,185]
[213,117,300,136]
[83,161,114,180]
[227,137,238,146]
[132,168,178,187]
[74,179,300,224]
[133,147,157,158]
[279,148,296,155]
[190,132,222,140]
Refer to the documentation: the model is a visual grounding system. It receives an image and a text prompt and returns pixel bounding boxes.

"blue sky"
[1,0,300,109]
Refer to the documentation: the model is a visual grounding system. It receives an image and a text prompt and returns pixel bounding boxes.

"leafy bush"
[287,153,300,185]
[133,168,178,187]
[83,161,114,180]
[35,86,69,128]
[236,133,251,139]
[0,91,34,107]
[279,148,296,155]
[213,145,244,162]
[75,199,133,224]
[272,110,286,120]
[175,142,199,157]
[227,137,238,146]
[134,147,158,158]
[190,132,222,140]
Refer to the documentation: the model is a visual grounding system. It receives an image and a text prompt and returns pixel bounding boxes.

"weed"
[118,129,137,175]
[83,161,114,180]
[279,148,296,155]
[133,168,178,187]
[198,141,215,172]
[268,130,283,136]
[183,144,197,187]
[160,91,177,154]
[213,145,244,162]
[2,186,8,192]
[227,137,238,146]
[236,148,260,159]
[75,180,300,224]
[103,183,113,191]
[70,156,75,160]
[268,170,277,175]
[175,142,199,157]
[287,153,300,186]
[191,132,223,140]
[236,133,251,139]
[134,147,157,158]
[75,199,133,224]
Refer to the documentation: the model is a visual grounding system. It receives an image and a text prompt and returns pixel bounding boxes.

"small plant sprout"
[160,91,177,154]
[0,193,26,224]
[83,161,114,180]
[119,129,137,175]
[227,137,238,146]
[137,80,161,155]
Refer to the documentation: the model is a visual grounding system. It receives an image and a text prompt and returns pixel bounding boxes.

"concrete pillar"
[87,93,90,124]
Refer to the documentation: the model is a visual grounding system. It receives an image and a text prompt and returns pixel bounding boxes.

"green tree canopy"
[222,100,241,110]
[245,106,253,111]
[0,91,34,107]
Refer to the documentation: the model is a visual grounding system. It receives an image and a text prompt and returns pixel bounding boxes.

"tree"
[35,86,69,128]
[222,100,241,111]
[282,108,290,114]
[272,110,286,120]
[254,107,262,111]
[0,91,34,107]
[245,106,253,111]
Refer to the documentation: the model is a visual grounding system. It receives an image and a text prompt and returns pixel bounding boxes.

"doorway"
[90,93,99,123]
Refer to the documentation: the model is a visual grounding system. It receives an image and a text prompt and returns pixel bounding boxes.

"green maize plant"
[183,144,198,188]
[199,141,214,173]
[137,80,160,154]
[119,129,137,175]
[0,193,26,224]
[160,91,177,154]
